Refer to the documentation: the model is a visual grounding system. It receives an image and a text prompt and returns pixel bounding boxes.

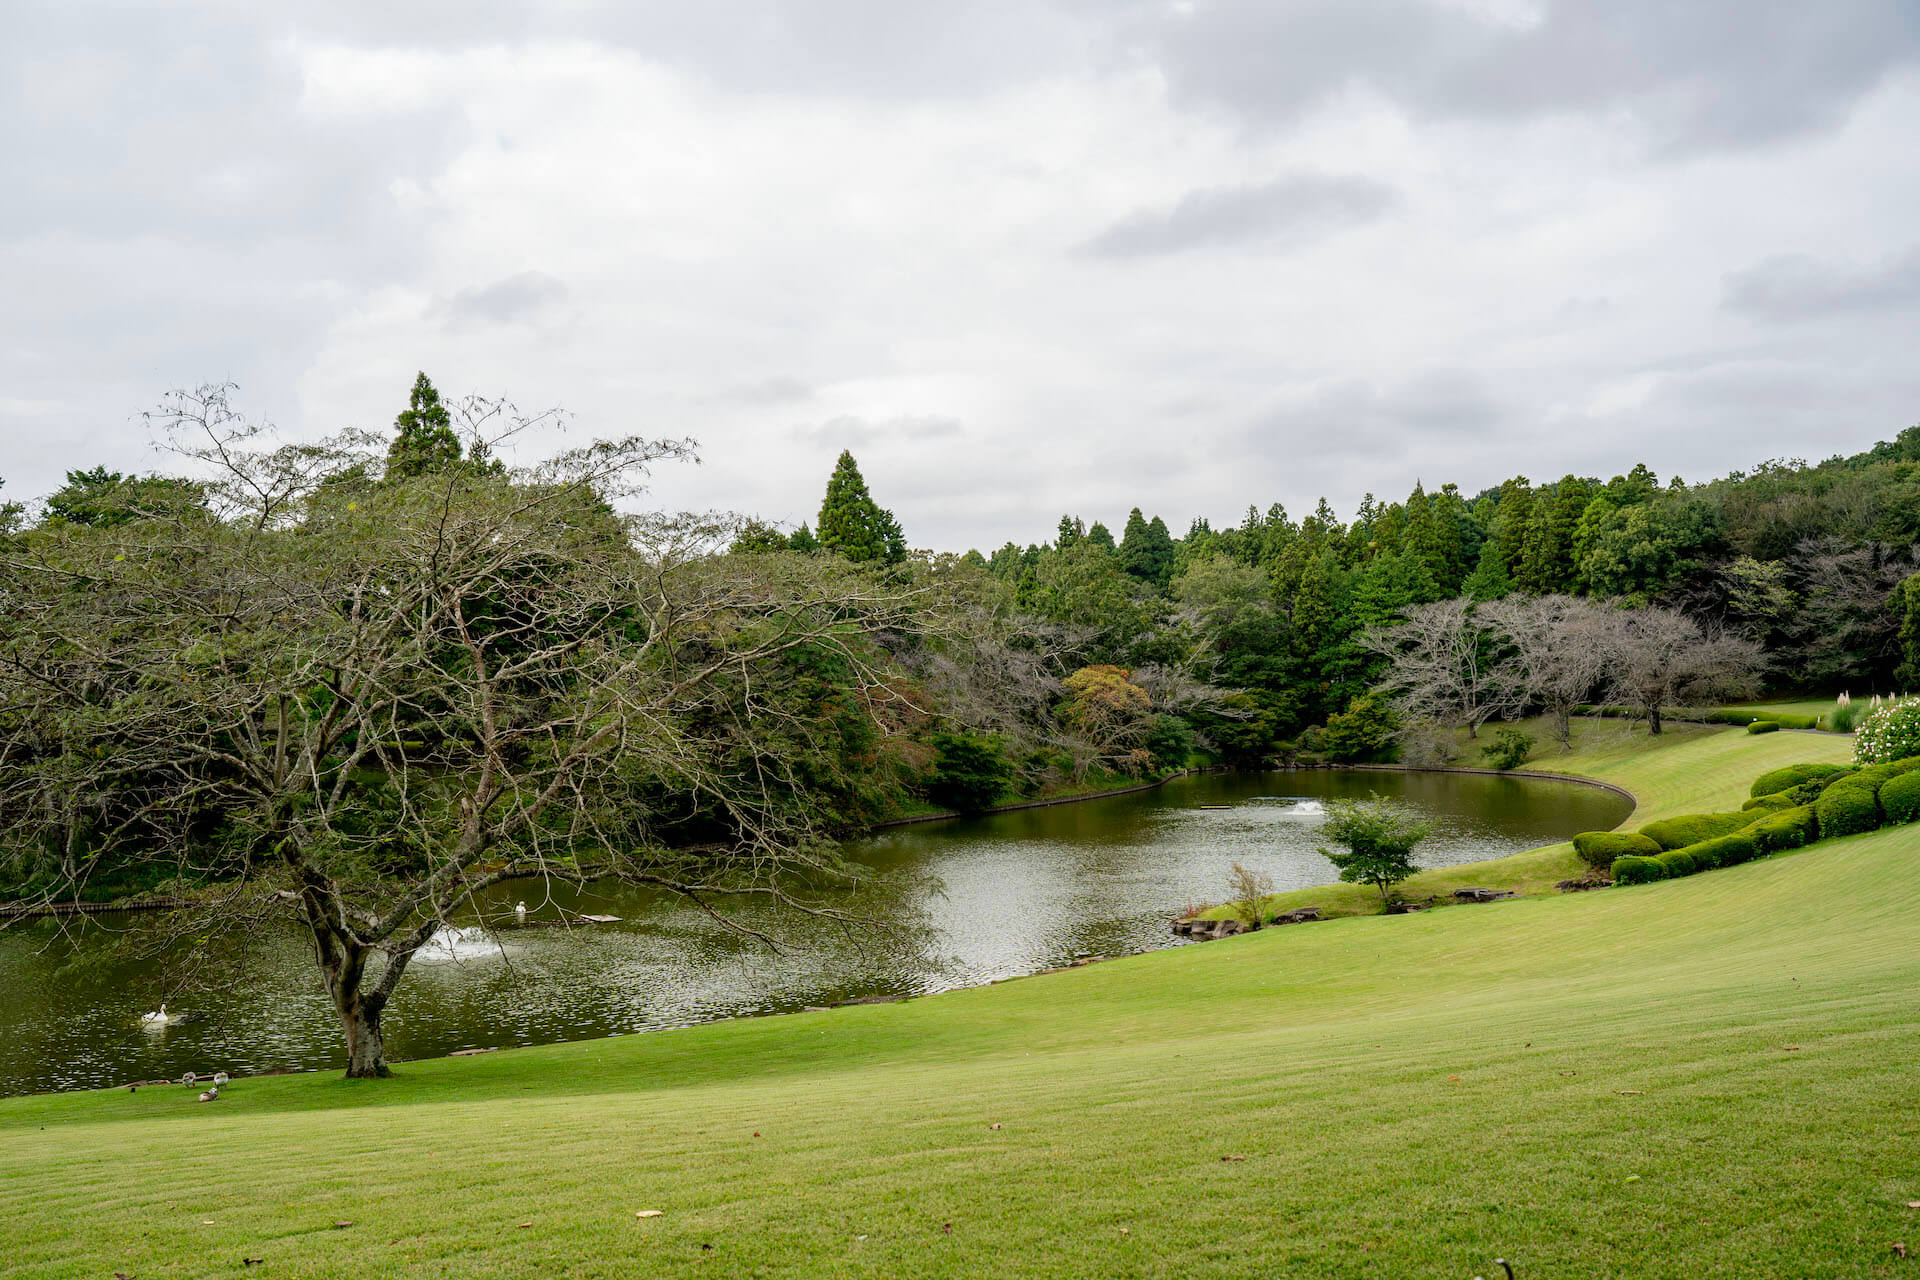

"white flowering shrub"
[1854,697,1920,764]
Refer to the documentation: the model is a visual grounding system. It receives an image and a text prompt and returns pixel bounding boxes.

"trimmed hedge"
[1639,811,1760,851]
[1815,780,1881,839]
[1749,763,1849,799]
[1657,847,1701,877]
[1572,830,1663,871]
[1686,831,1760,870]
[1747,720,1781,735]
[1883,771,1920,825]
[1740,791,1796,813]
[1749,804,1819,853]
[1611,854,1666,885]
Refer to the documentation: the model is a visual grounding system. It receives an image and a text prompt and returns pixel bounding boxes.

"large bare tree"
[1602,606,1765,734]
[1478,595,1618,750]
[0,390,931,1077]
[1359,598,1524,739]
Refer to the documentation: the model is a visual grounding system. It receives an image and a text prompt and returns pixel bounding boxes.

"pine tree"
[1117,513,1177,587]
[1462,539,1514,600]
[816,451,906,564]
[1404,481,1461,591]
[1056,515,1084,549]
[1517,476,1591,594]
[386,373,463,480]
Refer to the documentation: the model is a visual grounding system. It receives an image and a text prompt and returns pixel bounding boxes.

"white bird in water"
[514,901,527,923]
[140,1003,173,1027]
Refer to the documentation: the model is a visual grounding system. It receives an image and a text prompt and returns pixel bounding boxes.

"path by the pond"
[0,767,1627,1096]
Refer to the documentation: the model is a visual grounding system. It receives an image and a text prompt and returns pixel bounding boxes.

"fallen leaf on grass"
[331,1221,354,1229]
[1221,1154,1246,1162]
[1615,1090,1646,1095]
[1894,1242,1908,1258]
[516,1222,532,1229]
[202,1221,215,1226]
[1447,1076,1460,1081]
[1907,1202,1920,1209]
[987,1123,1002,1130]
[1625,1175,1641,1183]
[1783,1046,1802,1052]
[1118,1227,1129,1235]
[635,1210,663,1219]
[243,1260,263,1267]
[943,1223,953,1235]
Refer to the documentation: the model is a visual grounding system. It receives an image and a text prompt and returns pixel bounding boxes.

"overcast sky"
[7,1,1920,550]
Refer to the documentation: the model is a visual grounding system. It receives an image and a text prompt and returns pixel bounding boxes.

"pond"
[0,768,1628,1097]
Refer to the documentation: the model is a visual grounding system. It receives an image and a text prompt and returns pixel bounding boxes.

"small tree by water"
[1225,862,1274,929]
[1317,797,1433,907]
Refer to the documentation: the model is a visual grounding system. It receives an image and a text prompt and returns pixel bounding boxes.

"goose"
[140,1003,172,1027]
[514,901,527,923]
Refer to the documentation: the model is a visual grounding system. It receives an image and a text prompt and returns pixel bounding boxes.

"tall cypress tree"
[386,373,463,480]
[1118,508,1177,586]
[816,451,906,564]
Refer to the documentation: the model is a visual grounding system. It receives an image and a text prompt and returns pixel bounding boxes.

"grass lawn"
[4,726,1912,1278]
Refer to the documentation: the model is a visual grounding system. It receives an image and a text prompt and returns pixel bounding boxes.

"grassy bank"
[3,725,1910,1278]
[1218,717,1855,922]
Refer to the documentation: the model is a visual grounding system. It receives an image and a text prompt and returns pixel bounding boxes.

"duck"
[197,1085,219,1102]
[514,901,527,923]
[182,1072,197,1087]
[140,1003,173,1027]
[211,1072,230,1088]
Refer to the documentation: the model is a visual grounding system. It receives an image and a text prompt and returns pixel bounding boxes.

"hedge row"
[1616,756,1920,889]
[1571,830,1662,872]
[1573,705,1823,731]
[1749,763,1849,798]
[1638,810,1763,851]
[1747,720,1780,735]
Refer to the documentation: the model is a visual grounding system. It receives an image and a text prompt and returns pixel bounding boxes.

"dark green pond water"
[0,769,1627,1097]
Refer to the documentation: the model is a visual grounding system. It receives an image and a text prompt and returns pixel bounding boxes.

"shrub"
[1749,763,1849,798]
[1480,727,1535,771]
[1708,709,1818,730]
[1828,697,1862,732]
[1572,830,1662,872]
[1749,804,1818,853]
[1143,715,1193,771]
[1747,720,1781,735]
[1317,795,1432,906]
[1815,780,1881,839]
[1611,855,1666,885]
[1639,811,1760,850]
[1883,772,1920,825]
[1854,696,1920,765]
[1741,791,1796,813]
[1687,831,1759,870]
[1657,847,1700,877]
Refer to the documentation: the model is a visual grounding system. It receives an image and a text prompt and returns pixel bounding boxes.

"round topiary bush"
[1688,831,1759,870]
[1657,847,1700,877]
[1611,854,1666,885]
[1749,804,1818,853]
[1815,780,1881,839]
[1741,791,1796,813]
[1639,811,1761,851]
[1747,720,1781,735]
[1572,830,1663,872]
[1854,697,1920,765]
[1750,763,1849,799]
[1882,771,1920,825]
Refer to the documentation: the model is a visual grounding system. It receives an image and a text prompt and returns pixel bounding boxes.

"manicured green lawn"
[3,726,1911,1278]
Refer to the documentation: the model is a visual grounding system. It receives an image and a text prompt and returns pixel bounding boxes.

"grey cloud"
[1084,174,1397,258]
[1722,249,1920,322]
[1241,370,1505,463]
[1128,0,1920,152]
[793,414,964,450]
[431,272,570,331]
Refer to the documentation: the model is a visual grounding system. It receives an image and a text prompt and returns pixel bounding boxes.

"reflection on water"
[0,769,1628,1096]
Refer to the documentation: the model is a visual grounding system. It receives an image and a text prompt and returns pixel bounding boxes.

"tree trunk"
[341,996,391,1079]
[1648,704,1664,735]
